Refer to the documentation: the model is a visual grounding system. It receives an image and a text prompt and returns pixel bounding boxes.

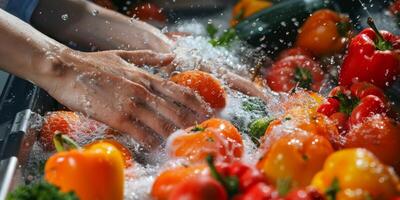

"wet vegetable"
[167,118,243,163]
[312,148,400,200]
[44,133,124,200]
[7,181,79,200]
[296,9,351,57]
[171,70,227,109]
[339,18,400,88]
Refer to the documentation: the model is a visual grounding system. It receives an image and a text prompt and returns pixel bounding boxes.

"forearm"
[31,0,172,52]
[0,9,64,88]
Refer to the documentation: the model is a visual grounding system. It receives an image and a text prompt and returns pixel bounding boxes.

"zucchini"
[235,0,337,55]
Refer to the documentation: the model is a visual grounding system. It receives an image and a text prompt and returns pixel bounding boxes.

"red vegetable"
[285,188,324,200]
[266,55,324,92]
[317,83,388,132]
[169,176,228,200]
[236,183,280,200]
[339,18,400,88]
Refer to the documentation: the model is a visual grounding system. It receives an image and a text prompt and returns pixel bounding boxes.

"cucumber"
[234,0,337,55]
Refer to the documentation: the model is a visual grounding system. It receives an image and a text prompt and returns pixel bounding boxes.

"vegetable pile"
[7,1,400,200]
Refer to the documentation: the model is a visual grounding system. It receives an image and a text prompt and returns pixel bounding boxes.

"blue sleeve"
[4,0,39,22]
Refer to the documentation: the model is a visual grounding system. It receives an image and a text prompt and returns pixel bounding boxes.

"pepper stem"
[206,155,239,196]
[367,17,392,50]
[53,131,81,152]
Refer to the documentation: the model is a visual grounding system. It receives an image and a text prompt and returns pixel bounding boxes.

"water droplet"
[61,14,69,21]
[91,9,99,16]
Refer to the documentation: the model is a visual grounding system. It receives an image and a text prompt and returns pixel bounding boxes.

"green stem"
[53,131,81,152]
[206,155,239,196]
[367,17,392,50]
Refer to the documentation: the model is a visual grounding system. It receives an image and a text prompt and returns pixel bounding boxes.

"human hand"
[42,49,212,150]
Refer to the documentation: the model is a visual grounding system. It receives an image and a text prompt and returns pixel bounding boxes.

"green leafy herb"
[206,24,218,39]
[277,177,292,197]
[325,177,340,200]
[7,181,79,200]
[206,155,239,197]
[191,125,206,132]
[207,23,238,47]
[336,21,351,37]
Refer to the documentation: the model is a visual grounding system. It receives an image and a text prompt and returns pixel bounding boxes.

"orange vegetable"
[344,115,400,172]
[85,139,134,168]
[45,133,124,200]
[151,165,208,200]
[312,148,400,200]
[296,9,351,56]
[257,130,334,188]
[231,0,272,26]
[171,70,227,109]
[167,118,243,163]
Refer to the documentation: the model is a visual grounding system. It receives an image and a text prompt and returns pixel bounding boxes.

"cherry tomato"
[169,175,228,200]
[348,95,387,127]
[266,55,324,93]
[167,118,243,163]
[317,98,340,117]
[344,115,400,172]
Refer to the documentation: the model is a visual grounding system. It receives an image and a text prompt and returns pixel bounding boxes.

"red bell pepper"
[339,17,400,88]
[317,82,388,133]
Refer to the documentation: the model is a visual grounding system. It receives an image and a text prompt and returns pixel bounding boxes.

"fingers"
[114,50,175,67]
[118,67,212,126]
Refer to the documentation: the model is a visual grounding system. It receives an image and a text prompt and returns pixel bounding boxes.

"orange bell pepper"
[296,9,351,57]
[231,0,272,26]
[45,132,124,200]
[312,148,400,200]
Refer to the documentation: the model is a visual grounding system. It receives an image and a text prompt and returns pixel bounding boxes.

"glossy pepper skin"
[45,133,124,200]
[312,148,400,200]
[339,18,400,88]
[296,9,351,57]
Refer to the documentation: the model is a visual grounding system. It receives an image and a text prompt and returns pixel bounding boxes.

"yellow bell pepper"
[44,132,124,200]
[312,148,400,200]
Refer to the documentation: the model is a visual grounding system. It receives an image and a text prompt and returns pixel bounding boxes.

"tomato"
[311,148,400,200]
[390,0,400,15]
[316,98,340,117]
[129,3,167,24]
[296,9,351,56]
[93,0,115,9]
[348,95,387,127]
[151,165,208,200]
[266,55,324,93]
[257,131,334,188]
[169,176,228,200]
[171,70,227,109]
[236,183,280,200]
[344,115,400,172]
[276,47,314,61]
[167,118,243,163]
